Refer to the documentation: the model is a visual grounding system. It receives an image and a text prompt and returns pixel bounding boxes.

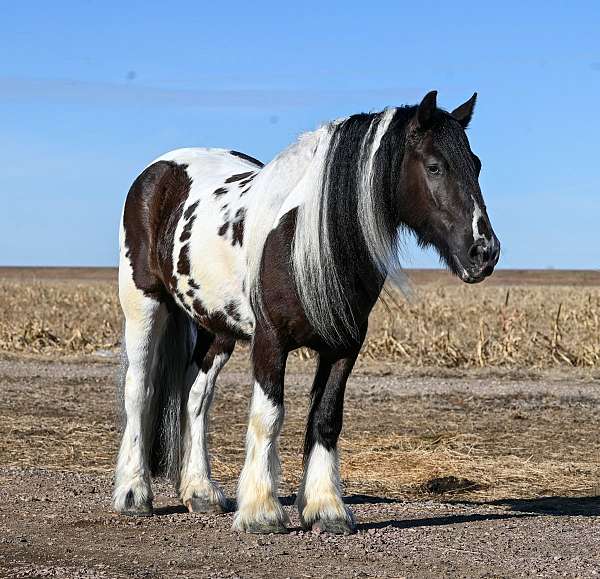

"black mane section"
[323,113,381,321]
[320,108,415,340]
[372,106,417,228]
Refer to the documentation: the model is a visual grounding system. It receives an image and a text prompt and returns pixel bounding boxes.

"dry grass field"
[1,267,599,370]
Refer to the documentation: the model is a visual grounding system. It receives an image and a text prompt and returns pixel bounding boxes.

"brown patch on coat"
[231,208,245,247]
[192,298,248,339]
[218,222,229,236]
[183,200,200,221]
[214,187,228,198]
[177,244,191,276]
[179,215,196,243]
[225,301,242,322]
[122,161,192,299]
[239,174,256,187]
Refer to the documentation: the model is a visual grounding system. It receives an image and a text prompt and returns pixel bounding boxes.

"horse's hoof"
[119,490,153,516]
[185,497,229,514]
[311,518,356,535]
[121,503,153,517]
[241,520,288,534]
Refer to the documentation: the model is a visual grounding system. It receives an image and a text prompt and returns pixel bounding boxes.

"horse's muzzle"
[454,236,500,284]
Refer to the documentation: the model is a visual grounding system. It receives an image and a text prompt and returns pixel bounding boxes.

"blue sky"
[0,1,598,268]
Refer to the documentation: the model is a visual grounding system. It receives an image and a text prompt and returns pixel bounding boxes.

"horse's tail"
[118,307,197,483]
[149,308,197,481]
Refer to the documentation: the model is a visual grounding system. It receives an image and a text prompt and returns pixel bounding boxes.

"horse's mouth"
[452,255,494,284]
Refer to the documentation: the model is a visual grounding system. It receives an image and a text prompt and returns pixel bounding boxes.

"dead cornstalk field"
[1,269,598,370]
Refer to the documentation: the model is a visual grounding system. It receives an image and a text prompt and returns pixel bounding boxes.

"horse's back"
[120,147,262,338]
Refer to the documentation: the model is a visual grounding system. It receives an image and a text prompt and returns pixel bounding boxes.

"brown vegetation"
[1,271,598,368]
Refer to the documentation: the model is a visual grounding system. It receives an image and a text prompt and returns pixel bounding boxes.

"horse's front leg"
[233,329,288,533]
[179,333,234,513]
[296,350,360,534]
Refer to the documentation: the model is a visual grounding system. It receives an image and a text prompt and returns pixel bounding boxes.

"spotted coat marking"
[225,171,254,183]
[127,148,261,339]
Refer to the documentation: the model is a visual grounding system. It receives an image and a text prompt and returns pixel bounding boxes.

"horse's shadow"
[152,494,600,529]
[154,504,188,516]
[477,495,600,517]
[349,494,600,531]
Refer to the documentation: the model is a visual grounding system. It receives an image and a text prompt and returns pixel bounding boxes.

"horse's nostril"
[468,241,485,263]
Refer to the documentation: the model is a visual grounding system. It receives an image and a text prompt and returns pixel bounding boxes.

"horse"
[113,90,500,534]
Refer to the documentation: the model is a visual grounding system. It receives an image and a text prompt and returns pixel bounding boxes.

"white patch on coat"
[114,234,168,512]
[296,444,353,527]
[358,108,397,269]
[148,148,257,335]
[179,352,230,509]
[233,382,288,531]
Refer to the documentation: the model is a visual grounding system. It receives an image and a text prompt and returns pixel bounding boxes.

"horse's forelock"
[431,115,479,185]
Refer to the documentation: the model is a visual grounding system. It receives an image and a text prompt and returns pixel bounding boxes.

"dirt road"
[1,357,599,577]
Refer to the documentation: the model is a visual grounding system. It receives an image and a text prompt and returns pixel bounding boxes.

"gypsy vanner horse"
[114,91,500,534]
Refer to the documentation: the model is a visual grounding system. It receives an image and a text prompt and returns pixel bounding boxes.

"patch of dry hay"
[3,412,597,502]
[0,282,120,354]
[364,286,600,368]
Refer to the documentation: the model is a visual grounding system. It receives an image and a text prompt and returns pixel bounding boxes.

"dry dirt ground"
[1,354,600,578]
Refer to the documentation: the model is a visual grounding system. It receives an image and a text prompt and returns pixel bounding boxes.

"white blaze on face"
[471,195,485,244]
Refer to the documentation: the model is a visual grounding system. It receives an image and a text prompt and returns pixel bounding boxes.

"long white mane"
[246,108,408,346]
[244,123,335,317]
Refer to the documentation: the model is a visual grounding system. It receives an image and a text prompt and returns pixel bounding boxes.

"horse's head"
[399,91,500,283]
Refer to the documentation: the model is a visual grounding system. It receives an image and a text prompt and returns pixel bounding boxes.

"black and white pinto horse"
[114,91,500,534]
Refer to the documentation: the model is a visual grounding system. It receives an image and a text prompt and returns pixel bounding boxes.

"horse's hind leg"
[113,275,167,516]
[296,350,360,534]
[179,331,235,513]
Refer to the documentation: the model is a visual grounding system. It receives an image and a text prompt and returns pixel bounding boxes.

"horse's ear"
[451,92,477,128]
[416,90,437,128]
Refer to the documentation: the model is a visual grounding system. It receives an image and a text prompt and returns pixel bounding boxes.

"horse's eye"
[427,164,441,175]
